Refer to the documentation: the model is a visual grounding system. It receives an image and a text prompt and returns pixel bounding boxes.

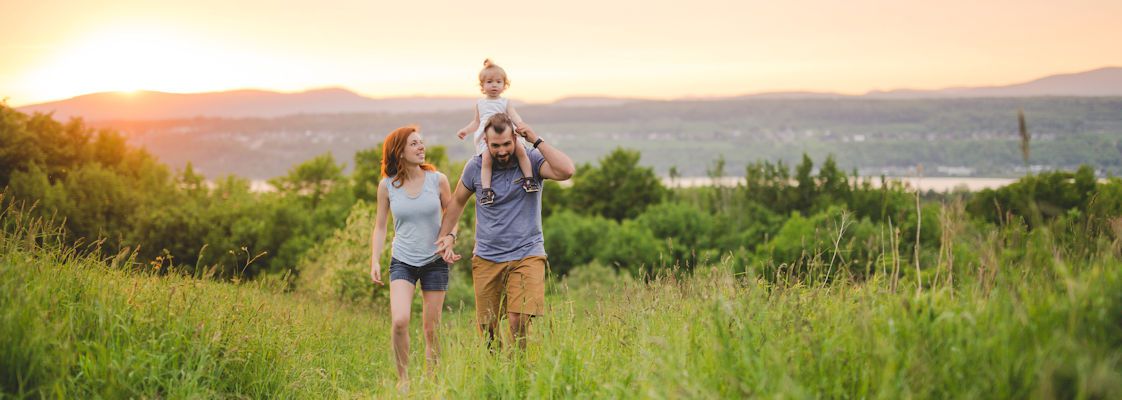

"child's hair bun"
[483,59,494,68]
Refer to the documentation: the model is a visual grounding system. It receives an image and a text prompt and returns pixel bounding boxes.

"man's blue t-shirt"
[461,149,547,262]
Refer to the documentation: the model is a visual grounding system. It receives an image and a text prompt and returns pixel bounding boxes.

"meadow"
[4,103,1122,398]
[3,196,1121,399]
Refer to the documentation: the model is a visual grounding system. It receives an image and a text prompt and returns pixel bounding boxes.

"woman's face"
[402,131,426,165]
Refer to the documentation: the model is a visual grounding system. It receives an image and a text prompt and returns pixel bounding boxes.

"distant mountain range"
[863,67,1122,98]
[17,67,1122,121]
[17,88,480,121]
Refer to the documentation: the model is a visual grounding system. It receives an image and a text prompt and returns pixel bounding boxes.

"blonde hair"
[478,59,510,89]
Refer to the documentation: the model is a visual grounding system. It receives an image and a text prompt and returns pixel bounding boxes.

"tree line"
[3,104,1121,295]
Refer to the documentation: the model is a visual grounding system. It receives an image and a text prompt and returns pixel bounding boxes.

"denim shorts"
[389,257,450,291]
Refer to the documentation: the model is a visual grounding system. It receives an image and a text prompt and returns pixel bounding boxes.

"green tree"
[743,159,795,215]
[352,144,383,203]
[635,202,714,270]
[540,180,569,219]
[706,154,730,213]
[794,153,817,213]
[967,166,1102,228]
[814,155,851,211]
[569,147,666,221]
[596,220,662,275]
[269,153,346,211]
[756,206,880,282]
[543,211,614,276]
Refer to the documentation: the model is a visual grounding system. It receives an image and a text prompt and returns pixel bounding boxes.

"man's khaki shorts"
[471,255,547,325]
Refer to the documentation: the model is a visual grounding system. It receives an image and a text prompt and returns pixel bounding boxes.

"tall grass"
[3,197,1121,398]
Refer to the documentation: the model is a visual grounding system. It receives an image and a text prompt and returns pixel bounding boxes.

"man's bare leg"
[479,320,502,353]
[507,312,533,350]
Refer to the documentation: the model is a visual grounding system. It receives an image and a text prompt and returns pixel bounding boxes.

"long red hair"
[380,125,436,188]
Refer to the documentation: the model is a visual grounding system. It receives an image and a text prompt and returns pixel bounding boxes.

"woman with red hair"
[369,125,457,391]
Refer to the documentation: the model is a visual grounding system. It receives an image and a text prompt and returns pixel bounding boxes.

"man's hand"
[517,123,538,143]
[457,129,469,140]
[370,259,383,285]
[434,234,461,263]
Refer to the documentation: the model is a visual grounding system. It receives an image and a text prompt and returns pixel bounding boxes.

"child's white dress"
[473,97,510,154]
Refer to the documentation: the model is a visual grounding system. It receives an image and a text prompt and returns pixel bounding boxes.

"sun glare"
[23,25,270,102]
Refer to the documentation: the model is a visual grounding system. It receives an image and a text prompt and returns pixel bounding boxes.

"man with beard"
[435,112,575,350]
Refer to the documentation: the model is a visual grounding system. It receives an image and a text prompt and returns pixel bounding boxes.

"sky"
[2,0,1121,106]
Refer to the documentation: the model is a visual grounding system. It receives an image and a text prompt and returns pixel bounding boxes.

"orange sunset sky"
[2,0,1121,106]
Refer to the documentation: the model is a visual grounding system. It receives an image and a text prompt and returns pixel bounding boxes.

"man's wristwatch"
[532,137,544,149]
[446,232,457,241]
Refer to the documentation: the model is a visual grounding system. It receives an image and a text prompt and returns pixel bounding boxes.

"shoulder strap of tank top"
[425,171,440,192]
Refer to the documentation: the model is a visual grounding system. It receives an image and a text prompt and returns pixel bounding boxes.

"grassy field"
[3,206,1122,399]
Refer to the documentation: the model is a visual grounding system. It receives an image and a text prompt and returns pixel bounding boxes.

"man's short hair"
[483,113,514,141]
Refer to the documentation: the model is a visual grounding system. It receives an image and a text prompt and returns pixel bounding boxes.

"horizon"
[4,1,1122,107]
[9,63,1122,108]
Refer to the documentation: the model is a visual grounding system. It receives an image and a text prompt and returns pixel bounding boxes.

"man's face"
[485,127,516,166]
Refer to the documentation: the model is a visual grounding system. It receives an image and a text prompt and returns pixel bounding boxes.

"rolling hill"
[16,67,1122,121]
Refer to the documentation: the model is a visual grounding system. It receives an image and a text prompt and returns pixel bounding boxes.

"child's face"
[480,73,506,98]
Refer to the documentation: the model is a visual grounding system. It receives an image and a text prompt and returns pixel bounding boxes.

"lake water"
[664,177,1017,192]
[245,177,1019,193]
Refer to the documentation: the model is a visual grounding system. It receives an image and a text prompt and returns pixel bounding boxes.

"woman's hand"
[435,235,462,264]
[370,259,383,285]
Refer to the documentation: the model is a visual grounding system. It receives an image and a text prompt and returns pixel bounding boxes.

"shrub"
[596,220,662,275]
[756,206,880,282]
[543,211,615,276]
[634,202,714,269]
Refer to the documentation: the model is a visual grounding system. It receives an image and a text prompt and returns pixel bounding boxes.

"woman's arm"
[370,179,391,284]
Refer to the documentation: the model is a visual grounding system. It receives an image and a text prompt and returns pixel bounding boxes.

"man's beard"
[492,153,514,168]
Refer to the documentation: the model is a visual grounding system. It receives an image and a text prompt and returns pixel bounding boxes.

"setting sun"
[3,0,1121,106]
[19,23,331,102]
[24,26,204,98]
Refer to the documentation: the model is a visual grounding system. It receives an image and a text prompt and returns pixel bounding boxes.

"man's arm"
[519,124,574,181]
[435,173,473,262]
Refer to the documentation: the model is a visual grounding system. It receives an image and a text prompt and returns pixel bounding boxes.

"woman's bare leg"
[421,290,447,377]
[389,280,416,386]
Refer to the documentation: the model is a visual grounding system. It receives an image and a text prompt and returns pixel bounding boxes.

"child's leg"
[481,150,493,189]
[514,143,540,192]
[514,142,532,179]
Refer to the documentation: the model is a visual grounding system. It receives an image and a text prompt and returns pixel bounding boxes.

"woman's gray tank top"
[387,171,441,266]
